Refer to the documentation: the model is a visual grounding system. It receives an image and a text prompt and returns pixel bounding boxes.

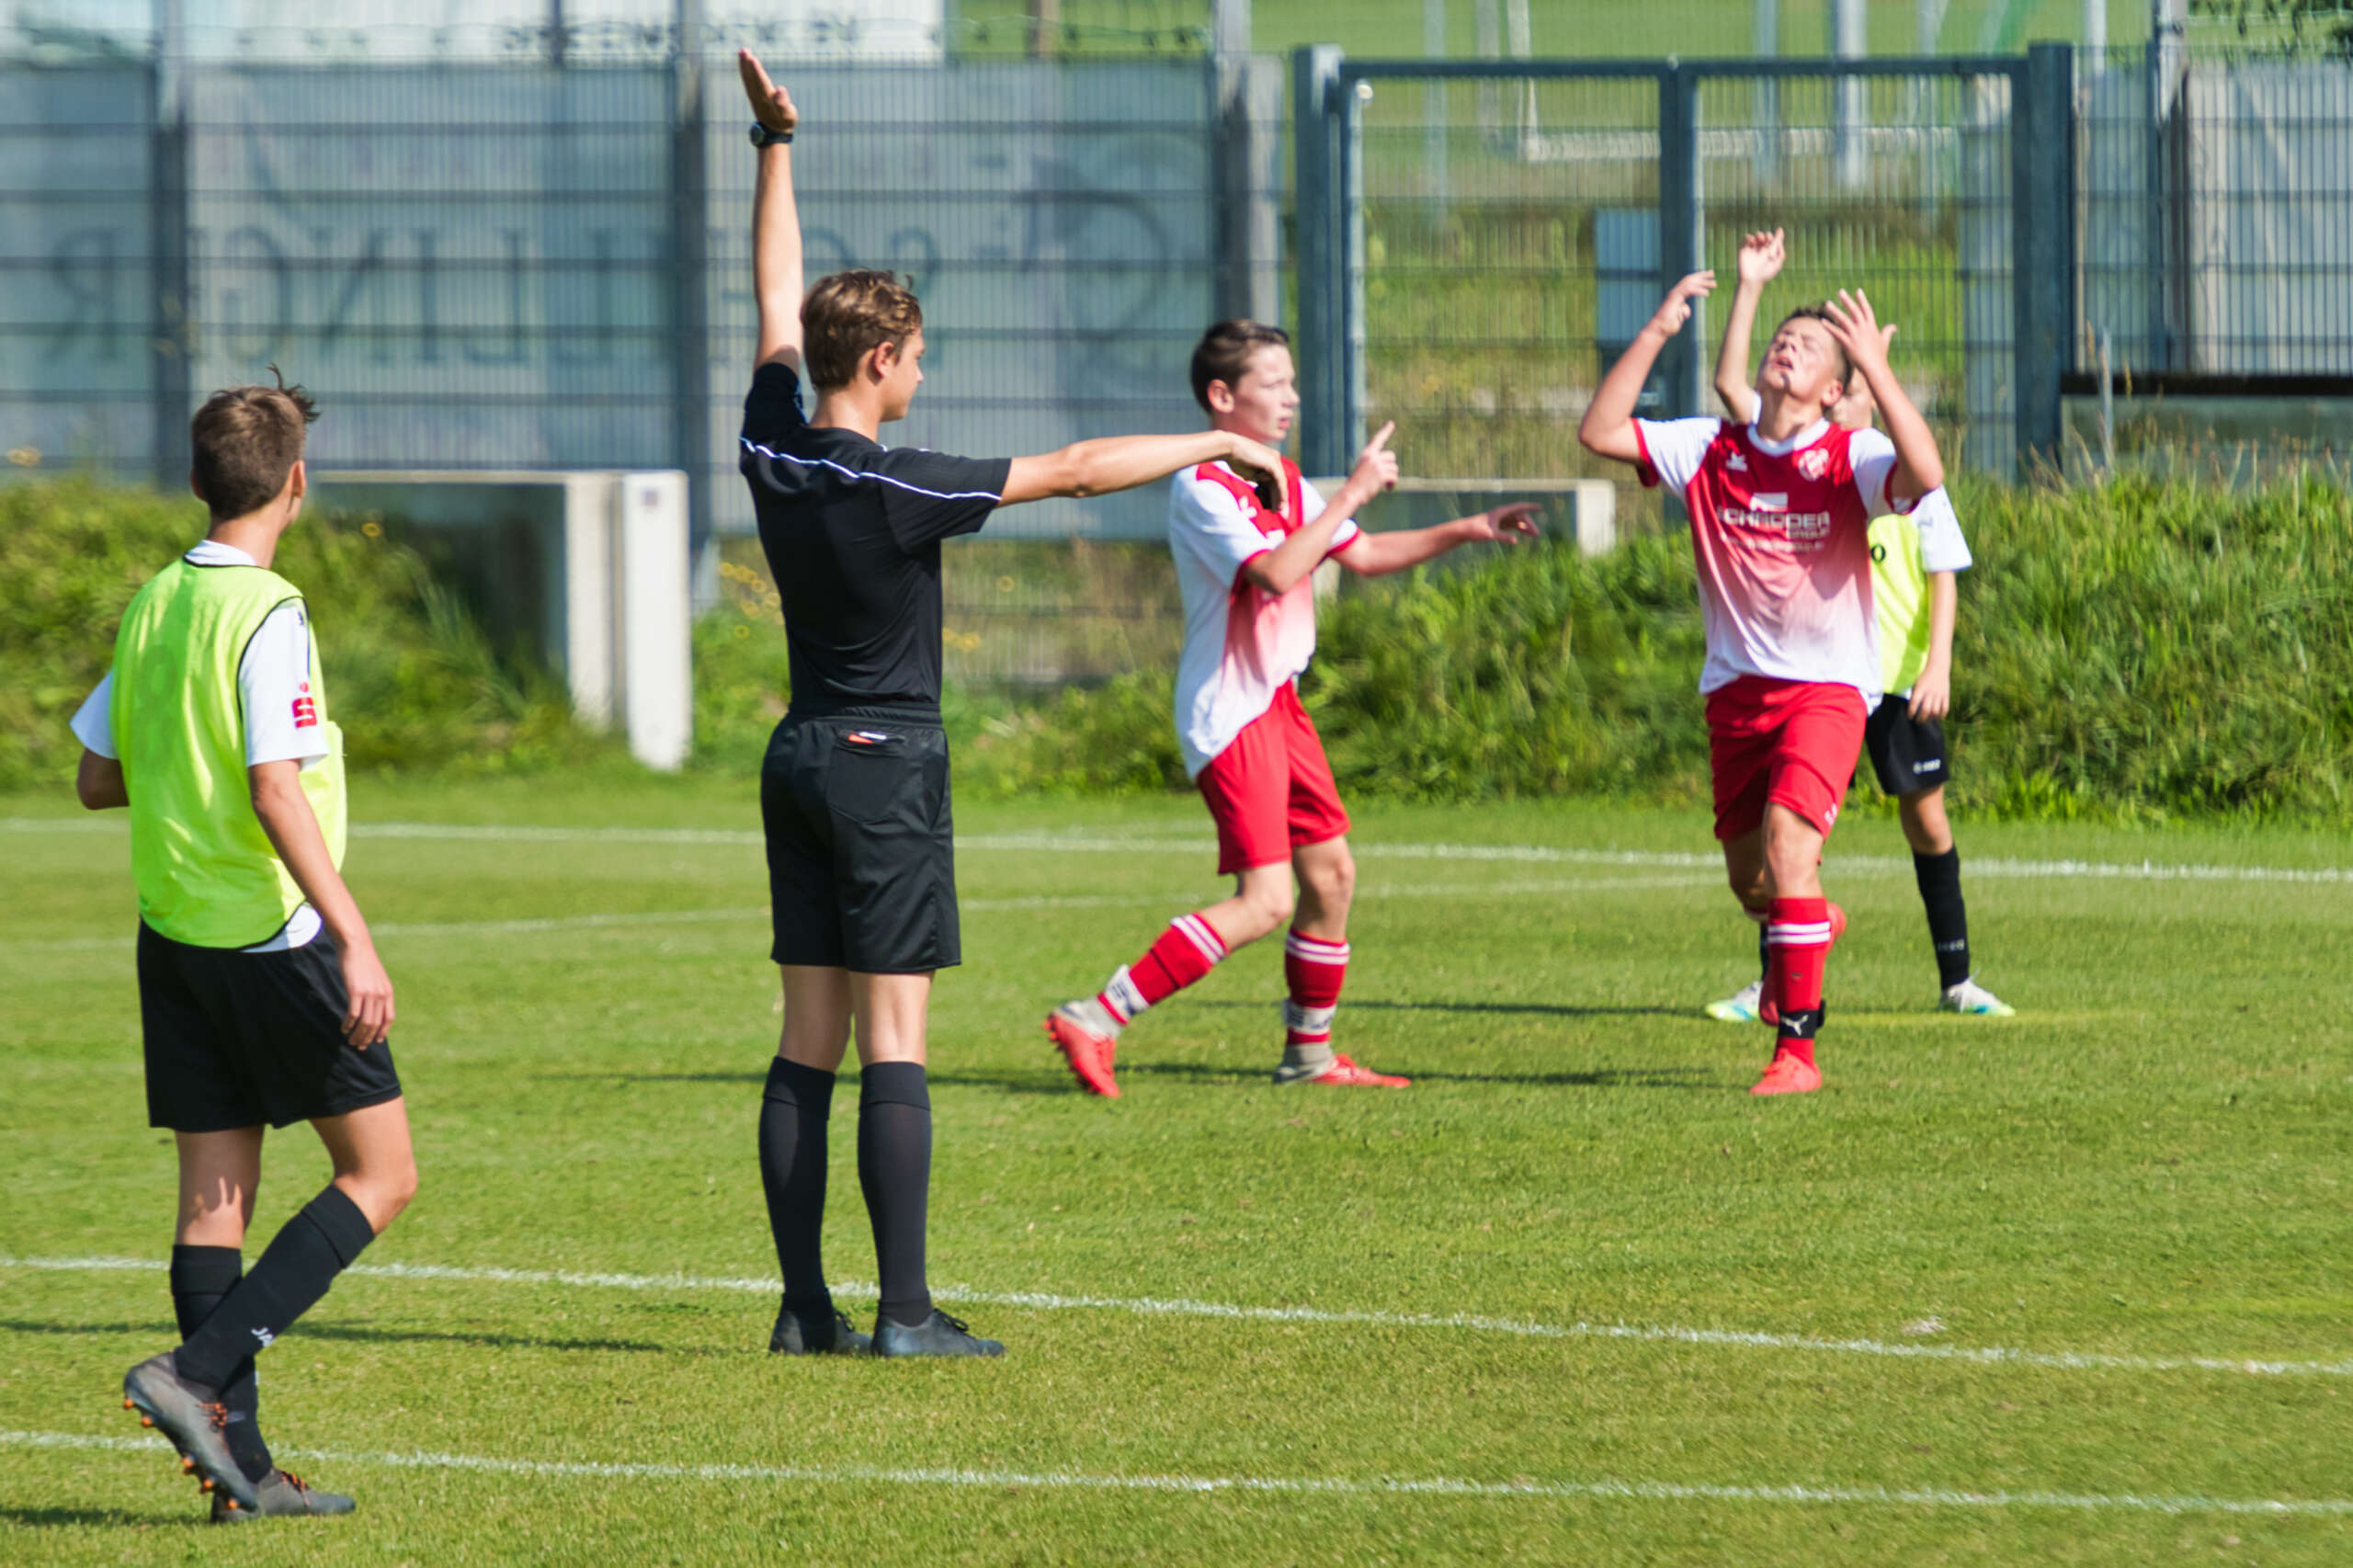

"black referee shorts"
[761,712,960,973]
[137,923,403,1133]
[1862,693,1950,798]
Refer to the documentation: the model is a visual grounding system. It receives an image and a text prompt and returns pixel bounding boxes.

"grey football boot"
[121,1353,261,1513]
[210,1468,356,1522]
[872,1310,1004,1358]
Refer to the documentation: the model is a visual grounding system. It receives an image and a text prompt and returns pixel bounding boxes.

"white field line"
[0,875,1720,957]
[6,1253,2348,1382]
[7,815,2347,887]
[3,1428,2346,1517]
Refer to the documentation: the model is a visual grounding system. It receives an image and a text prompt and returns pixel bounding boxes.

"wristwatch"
[748,122,794,148]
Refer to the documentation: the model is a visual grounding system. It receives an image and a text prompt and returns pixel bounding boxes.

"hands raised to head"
[1736,229,1787,286]
[738,50,799,133]
[1823,289,1897,380]
[1650,271,1716,336]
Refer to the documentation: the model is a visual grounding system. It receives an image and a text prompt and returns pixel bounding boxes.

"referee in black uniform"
[735,54,1290,1357]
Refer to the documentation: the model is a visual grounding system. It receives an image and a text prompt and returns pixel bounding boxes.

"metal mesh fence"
[1347,61,2020,498]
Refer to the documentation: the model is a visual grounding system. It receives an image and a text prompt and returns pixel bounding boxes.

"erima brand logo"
[250,1327,275,1347]
[1725,452,1748,472]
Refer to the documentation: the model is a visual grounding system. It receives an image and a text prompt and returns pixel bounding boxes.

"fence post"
[1212,1,1280,326]
[2013,42,2075,473]
[1341,65,1368,457]
[1656,62,1703,416]
[150,11,191,490]
[670,1,714,605]
[1292,46,1347,476]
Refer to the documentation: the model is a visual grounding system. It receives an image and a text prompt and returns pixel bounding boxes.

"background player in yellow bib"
[70,375,418,1519]
[1704,230,2014,1020]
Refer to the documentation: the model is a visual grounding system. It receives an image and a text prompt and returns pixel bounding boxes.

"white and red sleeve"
[239,599,332,768]
[1296,478,1361,560]
[1631,416,1720,496]
[1848,426,1915,517]
[1169,469,1276,588]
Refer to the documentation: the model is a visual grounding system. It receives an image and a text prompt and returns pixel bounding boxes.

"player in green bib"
[71,376,418,1521]
[1702,230,2013,1021]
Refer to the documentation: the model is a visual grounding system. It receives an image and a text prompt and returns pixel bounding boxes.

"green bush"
[14,472,2353,823]
[0,478,621,790]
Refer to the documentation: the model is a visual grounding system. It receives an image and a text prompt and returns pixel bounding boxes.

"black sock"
[759,1057,838,1316]
[1914,847,1972,989]
[174,1186,374,1392]
[168,1245,275,1483]
[1756,923,1770,985]
[857,1062,933,1330]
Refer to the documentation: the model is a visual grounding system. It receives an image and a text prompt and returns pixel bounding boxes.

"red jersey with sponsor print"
[1634,415,1906,700]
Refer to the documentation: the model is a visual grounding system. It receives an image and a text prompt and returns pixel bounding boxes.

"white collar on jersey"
[1743,417,1831,458]
[184,539,258,568]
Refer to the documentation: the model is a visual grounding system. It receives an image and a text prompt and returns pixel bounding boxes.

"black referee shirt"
[739,362,1010,718]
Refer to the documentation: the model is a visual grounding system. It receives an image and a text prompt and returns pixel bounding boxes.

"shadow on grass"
[0,1505,199,1529]
[539,1056,1718,1093]
[0,1319,667,1357]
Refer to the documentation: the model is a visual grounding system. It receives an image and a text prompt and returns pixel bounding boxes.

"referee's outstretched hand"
[1226,433,1289,517]
[738,49,798,134]
[341,942,395,1049]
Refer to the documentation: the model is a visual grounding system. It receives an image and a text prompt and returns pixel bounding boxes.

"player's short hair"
[1775,306,1854,391]
[189,369,319,520]
[802,269,924,391]
[1190,320,1290,412]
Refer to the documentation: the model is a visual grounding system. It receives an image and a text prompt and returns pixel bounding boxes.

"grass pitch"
[3,778,2350,1564]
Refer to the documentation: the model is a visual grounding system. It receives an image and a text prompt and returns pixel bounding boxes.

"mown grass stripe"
[5,1428,2346,1517]
[6,1253,2346,1381]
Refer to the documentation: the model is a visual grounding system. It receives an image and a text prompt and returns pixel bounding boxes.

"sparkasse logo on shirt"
[291,681,318,729]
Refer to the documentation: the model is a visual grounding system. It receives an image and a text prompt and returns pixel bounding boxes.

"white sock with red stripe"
[1281,928,1349,1072]
[1097,913,1229,1028]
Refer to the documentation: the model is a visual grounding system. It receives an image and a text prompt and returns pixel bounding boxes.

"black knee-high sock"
[1914,847,1972,989]
[857,1062,933,1330]
[759,1057,838,1313]
[1756,922,1771,984]
[169,1245,274,1482]
[174,1187,374,1392]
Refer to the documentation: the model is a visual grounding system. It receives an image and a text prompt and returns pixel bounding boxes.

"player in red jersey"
[1042,320,1539,1097]
[1577,266,1947,1095]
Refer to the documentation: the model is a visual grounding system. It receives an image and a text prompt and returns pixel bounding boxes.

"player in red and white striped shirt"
[1042,321,1538,1097]
[1578,266,1947,1095]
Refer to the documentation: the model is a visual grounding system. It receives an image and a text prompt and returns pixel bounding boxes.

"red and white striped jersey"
[1635,415,1907,700]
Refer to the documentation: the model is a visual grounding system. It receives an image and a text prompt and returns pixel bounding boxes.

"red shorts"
[1704,676,1867,842]
[1195,683,1352,874]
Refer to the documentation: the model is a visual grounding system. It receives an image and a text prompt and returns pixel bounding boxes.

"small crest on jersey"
[1797,448,1831,481]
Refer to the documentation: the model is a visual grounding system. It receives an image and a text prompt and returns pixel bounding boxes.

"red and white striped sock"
[1097,913,1229,1027]
[1282,929,1350,1054]
[1766,896,1833,1067]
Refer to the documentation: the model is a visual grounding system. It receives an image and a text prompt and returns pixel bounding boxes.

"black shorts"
[761,712,960,973]
[1862,693,1950,798]
[137,924,403,1133]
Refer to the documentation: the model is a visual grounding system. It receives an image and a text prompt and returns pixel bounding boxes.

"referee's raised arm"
[740,50,801,377]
